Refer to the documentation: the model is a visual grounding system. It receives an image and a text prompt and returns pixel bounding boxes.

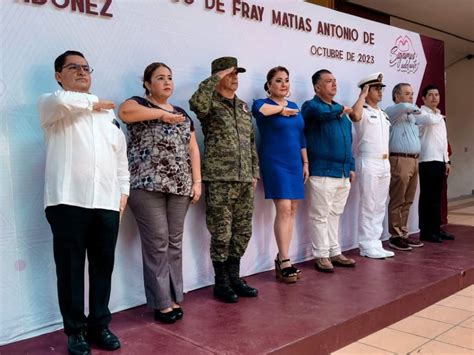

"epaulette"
[112,119,121,129]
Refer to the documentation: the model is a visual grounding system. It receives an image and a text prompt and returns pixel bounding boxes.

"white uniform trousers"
[307,176,351,258]
[357,157,390,250]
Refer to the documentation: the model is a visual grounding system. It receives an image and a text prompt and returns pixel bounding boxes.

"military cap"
[357,72,386,88]
[211,56,246,74]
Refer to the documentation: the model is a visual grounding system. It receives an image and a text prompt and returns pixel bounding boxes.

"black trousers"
[45,204,119,335]
[418,161,445,235]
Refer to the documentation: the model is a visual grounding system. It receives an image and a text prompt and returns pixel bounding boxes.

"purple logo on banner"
[389,35,420,74]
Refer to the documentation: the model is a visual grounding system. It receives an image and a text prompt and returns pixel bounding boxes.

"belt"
[390,153,419,159]
[359,152,389,159]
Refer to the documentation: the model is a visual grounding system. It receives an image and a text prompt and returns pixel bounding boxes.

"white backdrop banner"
[0,0,429,344]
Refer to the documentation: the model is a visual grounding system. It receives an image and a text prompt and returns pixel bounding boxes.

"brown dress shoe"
[314,258,334,273]
[406,236,424,248]
[330,254,356,267]
[389,236,412,251]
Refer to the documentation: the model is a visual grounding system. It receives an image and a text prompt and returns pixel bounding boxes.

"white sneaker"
[360,248,386,259]
[378,247,395,258]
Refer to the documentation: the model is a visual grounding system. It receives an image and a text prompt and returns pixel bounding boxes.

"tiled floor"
[333,198,474,354]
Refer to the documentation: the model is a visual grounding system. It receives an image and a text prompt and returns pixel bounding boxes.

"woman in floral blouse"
[119,62,201,324]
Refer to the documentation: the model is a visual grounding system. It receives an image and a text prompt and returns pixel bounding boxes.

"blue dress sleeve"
[252,98,266,118]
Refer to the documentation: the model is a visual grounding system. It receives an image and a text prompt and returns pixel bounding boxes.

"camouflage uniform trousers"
[205,181,254,262]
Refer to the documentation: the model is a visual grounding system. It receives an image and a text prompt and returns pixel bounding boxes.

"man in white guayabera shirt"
[418,84,455,243]
[38,50,129,355]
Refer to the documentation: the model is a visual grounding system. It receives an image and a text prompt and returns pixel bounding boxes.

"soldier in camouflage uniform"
[189,56,260,303]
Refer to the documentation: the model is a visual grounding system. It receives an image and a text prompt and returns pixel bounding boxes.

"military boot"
[226,257,258,297]
[212,261,239,303]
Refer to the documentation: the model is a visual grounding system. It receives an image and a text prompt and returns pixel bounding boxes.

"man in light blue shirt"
[385,83,439,252]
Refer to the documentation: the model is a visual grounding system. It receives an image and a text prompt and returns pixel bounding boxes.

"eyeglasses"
[62,63,94,74]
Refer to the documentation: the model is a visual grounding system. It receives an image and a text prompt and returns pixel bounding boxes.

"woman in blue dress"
[252,66,308,283]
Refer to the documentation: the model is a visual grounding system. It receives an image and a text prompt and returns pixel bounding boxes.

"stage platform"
[2,224,473,355]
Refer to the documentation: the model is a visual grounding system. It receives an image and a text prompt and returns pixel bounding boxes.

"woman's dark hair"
[264,66,289,93]
[143,62,172,95]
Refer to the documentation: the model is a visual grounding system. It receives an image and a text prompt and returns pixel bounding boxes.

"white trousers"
[357,158,391,250]
[307,176,351,258]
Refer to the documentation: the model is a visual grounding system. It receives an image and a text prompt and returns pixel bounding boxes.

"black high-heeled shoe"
[275,254,297,283]
[290,264,302,279]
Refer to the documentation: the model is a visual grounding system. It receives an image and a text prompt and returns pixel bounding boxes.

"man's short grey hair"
[392,83,411,102]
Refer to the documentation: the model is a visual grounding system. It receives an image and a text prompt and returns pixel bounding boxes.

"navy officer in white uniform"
[350,73,395,259]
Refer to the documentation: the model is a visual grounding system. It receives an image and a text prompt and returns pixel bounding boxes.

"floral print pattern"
[126,96,194,196]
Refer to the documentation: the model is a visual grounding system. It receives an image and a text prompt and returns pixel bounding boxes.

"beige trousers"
[388,156,418,238]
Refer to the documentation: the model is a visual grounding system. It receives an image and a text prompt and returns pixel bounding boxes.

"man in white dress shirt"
[350,73,395,259]
[419,84,455,243]
[38,50,129,355]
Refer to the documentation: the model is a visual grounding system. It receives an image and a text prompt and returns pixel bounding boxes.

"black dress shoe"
[230,279,258,297]
[68,333,90,355]
[213,284,239,303]
[437,229,455,240]
[420,233,443,243]
[173,307,183,320]
[154,310,177,324]
[88,327,120,351]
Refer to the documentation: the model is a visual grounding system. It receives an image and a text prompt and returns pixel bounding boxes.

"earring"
[285,91,291,98]
[266,90,271,97]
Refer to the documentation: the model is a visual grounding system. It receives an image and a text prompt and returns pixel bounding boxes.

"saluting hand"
[216,67,236,80]
[359,85,369,99]
[93,100,115,111]
[162,111,185,124]
[281,107,299,117]
[341,106,353,116]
